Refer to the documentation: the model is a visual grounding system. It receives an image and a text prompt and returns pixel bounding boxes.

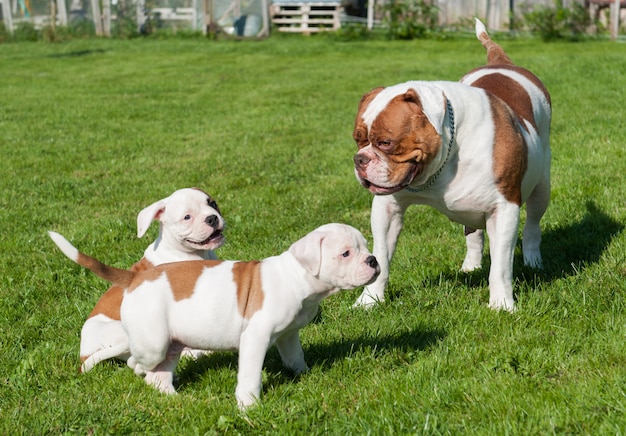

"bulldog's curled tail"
[475,18,513,66]
[48,231,134,288]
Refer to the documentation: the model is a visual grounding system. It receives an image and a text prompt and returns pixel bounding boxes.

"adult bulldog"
[352,19,551,311]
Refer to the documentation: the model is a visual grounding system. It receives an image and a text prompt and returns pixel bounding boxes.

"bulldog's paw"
[180,348,213,360]
[461,250,483,272]
[488,298,517,312]
[145,371,177,394]
[236,392,260,411]
[352,287,384,308]
[523,251,543,269]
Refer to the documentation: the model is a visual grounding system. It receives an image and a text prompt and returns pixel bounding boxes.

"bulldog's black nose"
[353,154,371,168]
[366,255,378,269]
[205,215,219,228]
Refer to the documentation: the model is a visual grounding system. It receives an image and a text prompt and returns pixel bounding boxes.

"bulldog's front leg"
[354,194,407,308]
[276,331,309,375]
[486,202,520,311]
[235,329,271,409]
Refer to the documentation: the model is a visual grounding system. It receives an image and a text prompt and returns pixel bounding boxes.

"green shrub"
[12,21,39,42]
[0,22,10,43]
[523,0,591,41]
[382,0,439,40]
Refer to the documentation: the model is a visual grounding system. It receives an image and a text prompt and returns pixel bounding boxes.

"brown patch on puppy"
[489,94,527,205]
[87,285,124,321]
[233,261,265,319]
[86,258,155,321]
[166,260,223,301]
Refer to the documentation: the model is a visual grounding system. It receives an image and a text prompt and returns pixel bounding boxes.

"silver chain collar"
[405,99,455,194]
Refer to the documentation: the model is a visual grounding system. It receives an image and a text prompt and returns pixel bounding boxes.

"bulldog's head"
[353,82,448,195]
[137,187,225,252]
[289,223,380,292]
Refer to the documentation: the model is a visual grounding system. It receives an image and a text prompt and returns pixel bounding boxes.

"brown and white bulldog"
[352,19,551,311]
[49,224,379,409]
[79,188,225,372]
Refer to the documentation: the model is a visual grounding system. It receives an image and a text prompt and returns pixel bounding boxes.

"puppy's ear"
[289,231,325,277]
[136,199,167,238]
[408,85,447,135]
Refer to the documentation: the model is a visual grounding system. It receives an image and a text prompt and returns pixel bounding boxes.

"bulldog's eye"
[378,140,392,149]
[342,250,351,258]
[184,214,192,221]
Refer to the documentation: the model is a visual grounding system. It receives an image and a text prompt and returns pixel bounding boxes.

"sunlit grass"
[1,35,625,433]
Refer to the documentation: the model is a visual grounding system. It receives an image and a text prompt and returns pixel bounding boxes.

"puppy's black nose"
[366,255,378,269]
[205,215,219,228]
[353,153,371,168]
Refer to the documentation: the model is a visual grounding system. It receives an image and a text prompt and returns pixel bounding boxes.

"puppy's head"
[289,223,379,291]
[353,82,447,195]
[137,188,225,252]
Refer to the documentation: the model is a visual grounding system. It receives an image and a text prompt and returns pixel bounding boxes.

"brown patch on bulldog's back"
[233,261,264,319]
[467,66,551,130]
[469,72,536,131]
[489,94,527,205]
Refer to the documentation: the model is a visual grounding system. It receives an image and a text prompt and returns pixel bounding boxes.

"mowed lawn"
[1,34,626,434]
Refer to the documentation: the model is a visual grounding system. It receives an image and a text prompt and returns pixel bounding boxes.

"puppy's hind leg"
[143,344,182,394]
[523,174,550,269]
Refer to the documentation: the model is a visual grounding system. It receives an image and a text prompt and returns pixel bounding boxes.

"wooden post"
[57,0,67,24]
[136,0,145,32]
[1,0,14,34]
[51,0,56,31]
[91,0,103,35]
[102,0,110,36]
[610,0,620,40]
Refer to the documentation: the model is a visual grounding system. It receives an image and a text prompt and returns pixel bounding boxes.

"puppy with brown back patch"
[79,188,225,373]
[352,19,551,311]
[49,223,379,409]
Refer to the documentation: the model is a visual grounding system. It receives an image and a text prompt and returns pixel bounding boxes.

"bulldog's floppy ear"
[136,199,167,238]
[405,84,447,135]
[289,231,325,277]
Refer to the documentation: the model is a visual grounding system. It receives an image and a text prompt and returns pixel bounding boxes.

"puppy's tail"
[48,231,134,288]
[475,18,513,66]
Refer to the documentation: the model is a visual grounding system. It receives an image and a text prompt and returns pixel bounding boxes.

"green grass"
[1,34,626,434]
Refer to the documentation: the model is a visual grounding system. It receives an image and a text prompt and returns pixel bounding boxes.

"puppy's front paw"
[488,298,516,312]
[236,392,260,411]
[352,287,383,308]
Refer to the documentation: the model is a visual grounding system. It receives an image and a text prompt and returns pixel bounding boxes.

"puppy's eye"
[184,214,192,221]
[207,199,220,212]
[378,140,392,149]
[342,250,350,258]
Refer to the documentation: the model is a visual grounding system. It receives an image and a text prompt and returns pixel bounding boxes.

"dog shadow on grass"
[175,328,444,392]
[535,200,623,281]
[419,200,624,297]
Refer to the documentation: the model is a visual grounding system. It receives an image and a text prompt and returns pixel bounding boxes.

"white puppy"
[352,19,551,311]
[79,188,225,372]
[50,223,379,409]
